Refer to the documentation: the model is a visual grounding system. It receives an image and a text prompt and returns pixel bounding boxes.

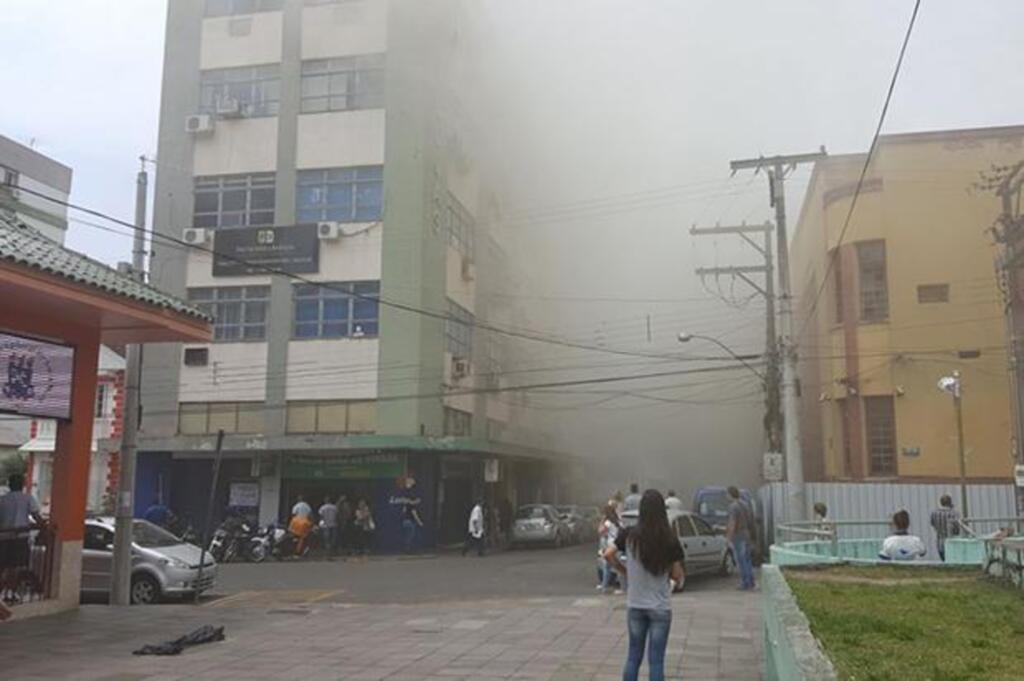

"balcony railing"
[0,523,57,607]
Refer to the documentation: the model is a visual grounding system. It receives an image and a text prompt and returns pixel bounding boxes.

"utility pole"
[987,160,1024,519]
[111,158,148,606]
[690,222,779,453]
[730,149,827,523]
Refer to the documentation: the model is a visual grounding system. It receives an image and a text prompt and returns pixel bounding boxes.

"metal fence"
[759,482,1017,559]
[0,523,57,607]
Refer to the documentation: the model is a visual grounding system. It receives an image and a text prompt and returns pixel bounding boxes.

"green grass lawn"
[787,567,1024,681]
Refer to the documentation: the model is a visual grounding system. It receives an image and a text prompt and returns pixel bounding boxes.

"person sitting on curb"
[879,509,926,561]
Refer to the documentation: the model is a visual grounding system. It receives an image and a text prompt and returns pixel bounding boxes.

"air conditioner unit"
[182,227,210,245]
[460,255,476,281]
[215,97,244,118]
[185,114,215,134]
[317,221,341,240]
[452,357,470,380]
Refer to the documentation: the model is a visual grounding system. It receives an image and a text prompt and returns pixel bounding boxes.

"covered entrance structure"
[0,216,210,619]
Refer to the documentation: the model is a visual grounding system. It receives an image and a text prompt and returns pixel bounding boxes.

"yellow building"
[791,124,1024,482]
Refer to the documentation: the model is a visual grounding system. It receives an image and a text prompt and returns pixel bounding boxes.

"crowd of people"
[288,494,379,559]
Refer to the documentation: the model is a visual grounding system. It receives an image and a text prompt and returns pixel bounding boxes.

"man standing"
[318,496,339,559]
[143,497,172,528]
[725,486,755,590]
[401,478,424,554]
[930,494,961,562]
[0,474,41,603]
[622,483,642,513]
[462,500,485,557]
[665,490,684,513]
[291,495,312,520]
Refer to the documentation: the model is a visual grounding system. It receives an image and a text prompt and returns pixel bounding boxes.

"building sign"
[0,332,74,420]
[228,481,260,508]
[763,452,784,482]
[284,453,403,480]
[212,224,319,276]
[484,458,500,483]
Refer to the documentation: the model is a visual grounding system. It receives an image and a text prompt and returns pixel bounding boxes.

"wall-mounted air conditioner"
[452,357,470,380]
[317,221,341,240]
[182,227,210,245]
[185,114,215,134]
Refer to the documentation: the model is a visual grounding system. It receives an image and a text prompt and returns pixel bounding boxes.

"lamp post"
[938,371,969,519]
[677,332,764,380]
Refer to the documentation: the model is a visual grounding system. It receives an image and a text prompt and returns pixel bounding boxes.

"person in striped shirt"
[929,495,961,562]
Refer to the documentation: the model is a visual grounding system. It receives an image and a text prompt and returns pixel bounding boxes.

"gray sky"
[2,0,1023,491]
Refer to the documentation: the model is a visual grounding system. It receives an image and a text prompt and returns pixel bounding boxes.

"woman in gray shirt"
[605,489,684,681]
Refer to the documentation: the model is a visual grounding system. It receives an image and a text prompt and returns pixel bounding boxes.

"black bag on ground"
[133,625,225,656]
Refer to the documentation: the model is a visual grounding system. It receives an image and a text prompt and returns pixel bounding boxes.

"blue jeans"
[402,519,418,553]
[623,608,672,681]
[733,536,755,589]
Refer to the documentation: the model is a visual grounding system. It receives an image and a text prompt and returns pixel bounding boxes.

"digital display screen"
[0,332,75,420]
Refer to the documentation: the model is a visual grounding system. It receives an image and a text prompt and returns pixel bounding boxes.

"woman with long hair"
[597,503,622,593]
[605,489,684,681]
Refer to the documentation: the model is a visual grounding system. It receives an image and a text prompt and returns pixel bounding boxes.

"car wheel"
[130,573,161,605]
[721,549,737,577]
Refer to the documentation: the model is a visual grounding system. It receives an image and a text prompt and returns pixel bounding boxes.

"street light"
[677,332,764,380]
[938,371,970,519]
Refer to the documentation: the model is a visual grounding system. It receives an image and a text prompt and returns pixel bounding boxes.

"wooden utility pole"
[730,149,827,523]
[691,222,780,453]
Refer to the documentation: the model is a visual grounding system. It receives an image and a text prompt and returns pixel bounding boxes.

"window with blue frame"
[293,281,380,339]
[296,167,383,223]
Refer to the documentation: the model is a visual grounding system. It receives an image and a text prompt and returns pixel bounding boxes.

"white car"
[617,508,735,590]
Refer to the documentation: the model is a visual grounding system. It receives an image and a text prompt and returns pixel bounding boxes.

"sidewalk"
[1,588,762,680]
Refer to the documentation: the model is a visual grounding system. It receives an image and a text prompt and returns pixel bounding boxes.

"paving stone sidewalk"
[1,589,761,680]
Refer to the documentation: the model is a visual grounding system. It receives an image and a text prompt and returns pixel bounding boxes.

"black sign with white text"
[212,224,320,277]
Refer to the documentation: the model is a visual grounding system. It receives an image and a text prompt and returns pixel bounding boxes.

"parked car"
[80,517,218,605]
[555,505,588,543]
[692,486,762,562]
[617,508,734,591]
[512,504,570,548]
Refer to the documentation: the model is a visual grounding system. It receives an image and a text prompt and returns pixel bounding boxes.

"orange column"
[50,331,100,542]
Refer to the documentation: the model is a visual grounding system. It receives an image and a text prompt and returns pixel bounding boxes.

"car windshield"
[698,494,733,517]
[517,506,547,520]
[132,519,182,548]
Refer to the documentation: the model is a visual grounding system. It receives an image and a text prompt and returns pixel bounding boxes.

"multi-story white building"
[139,0,573,548]
[0,134,72,244]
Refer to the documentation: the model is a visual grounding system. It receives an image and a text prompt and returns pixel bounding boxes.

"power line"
[796,0,923,341]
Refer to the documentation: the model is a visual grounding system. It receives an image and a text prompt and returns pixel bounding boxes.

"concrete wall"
[286,339,379,400]
[200,12,283,69]
[179,342,269,402]
[296,111,386,169]
[193,118,280,175]
[301,0,388,60]
[790,126,1024,481]
[762,565,839,681]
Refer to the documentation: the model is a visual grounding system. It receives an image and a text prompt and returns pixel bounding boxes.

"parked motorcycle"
[266,522,323,560]
[208,515,258,563]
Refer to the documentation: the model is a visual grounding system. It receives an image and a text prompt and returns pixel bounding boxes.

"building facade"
[0,134,72,243]
[791,124,1024,483]
[139,0,571,548]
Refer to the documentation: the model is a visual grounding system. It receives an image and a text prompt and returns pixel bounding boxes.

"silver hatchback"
[81,517,217,604]
[512,504,570,548]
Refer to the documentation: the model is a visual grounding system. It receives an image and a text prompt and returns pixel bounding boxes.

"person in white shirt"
[664,490,684,514]
[462,500,485,557]
[879,509,927,561]
[597,503,622,593]
[291,495,312,520]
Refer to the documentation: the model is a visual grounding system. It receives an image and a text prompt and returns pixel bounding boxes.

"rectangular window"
[199,64,281,117]
[188,286,270,341]
[300,55,385,114]
[917,283,950,304]
[296,167,383,224]
[857,241,889,322]
[193,173,276,229]
[94,384,108,419]
[178,402,264,435]
[864,396,897,477]
[285,400,377,434]
[443,407,472,437]
[1,165,18,188]
[205,0,284,16]
[292,281,380,339]
[445,299,473,358]
[445,195,475,258]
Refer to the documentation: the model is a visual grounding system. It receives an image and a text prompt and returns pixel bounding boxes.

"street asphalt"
[209,543,737,606]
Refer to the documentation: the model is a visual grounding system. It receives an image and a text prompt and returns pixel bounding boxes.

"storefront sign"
[285,453,403,480]
[229,481,260,508]
[484,458,500,483]
[212,224,319,276]
[0,332,74,420]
